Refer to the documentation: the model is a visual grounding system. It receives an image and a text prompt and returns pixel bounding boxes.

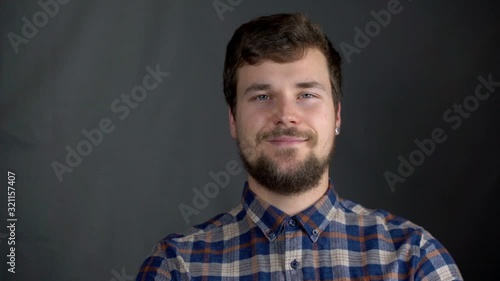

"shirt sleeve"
[135,242,172,281]
[414,231,463,281]
[135,240,190,281]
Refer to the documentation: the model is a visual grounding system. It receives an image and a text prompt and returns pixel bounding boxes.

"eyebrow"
[243,81,326,96]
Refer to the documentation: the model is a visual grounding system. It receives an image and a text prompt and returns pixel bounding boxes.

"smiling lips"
[268,136,307,146]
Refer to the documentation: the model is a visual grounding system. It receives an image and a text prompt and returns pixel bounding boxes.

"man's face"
[229,48,341,195]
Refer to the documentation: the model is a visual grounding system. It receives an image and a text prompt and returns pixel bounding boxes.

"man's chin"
[267,147,308,160]
[272,158,305,170]
[241,151,330,196]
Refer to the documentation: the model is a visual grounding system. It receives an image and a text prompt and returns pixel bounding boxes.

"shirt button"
[288,219,296,227]
[312,229,319,236]
[268,231,275,239]
[290,259,299,269]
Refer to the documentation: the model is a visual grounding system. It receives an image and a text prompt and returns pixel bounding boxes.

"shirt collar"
[241,178,339,243]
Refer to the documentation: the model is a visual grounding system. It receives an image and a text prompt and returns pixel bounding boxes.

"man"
[136,13,463,280]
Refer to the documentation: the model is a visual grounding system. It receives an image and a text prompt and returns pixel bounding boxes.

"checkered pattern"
[136,180,463,280]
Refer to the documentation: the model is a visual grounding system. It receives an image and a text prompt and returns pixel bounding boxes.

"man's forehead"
[236,56,330,95]
[239,48,327,69]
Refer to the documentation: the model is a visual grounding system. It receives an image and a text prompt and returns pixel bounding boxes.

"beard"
[237,126,335,196]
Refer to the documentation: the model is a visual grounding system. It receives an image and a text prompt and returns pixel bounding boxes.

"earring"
[335,127,340,135]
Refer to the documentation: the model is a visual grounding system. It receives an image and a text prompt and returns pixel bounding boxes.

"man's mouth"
[267,136,307,145]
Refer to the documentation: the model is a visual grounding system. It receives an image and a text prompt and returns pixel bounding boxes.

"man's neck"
[247,172,330,216]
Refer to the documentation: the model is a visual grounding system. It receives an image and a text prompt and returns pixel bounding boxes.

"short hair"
[223,12,342,116]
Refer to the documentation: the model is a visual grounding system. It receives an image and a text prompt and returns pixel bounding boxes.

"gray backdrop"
[1,0,499,280]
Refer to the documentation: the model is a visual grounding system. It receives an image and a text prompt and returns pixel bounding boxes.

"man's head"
[224,13,342,195]
[224,13,342,117]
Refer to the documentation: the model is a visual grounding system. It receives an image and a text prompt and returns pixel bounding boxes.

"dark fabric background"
[1,0,498,280]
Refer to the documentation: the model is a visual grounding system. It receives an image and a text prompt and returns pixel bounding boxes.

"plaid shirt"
[136,180,463,280]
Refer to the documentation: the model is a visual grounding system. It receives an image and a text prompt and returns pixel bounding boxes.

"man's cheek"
[239,139,256,159]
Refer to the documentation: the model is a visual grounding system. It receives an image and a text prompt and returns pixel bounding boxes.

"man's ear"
[229,107,237,139]
[335,102,342,129]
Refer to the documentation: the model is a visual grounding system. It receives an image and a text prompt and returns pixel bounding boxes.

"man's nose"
[272,97,300,126]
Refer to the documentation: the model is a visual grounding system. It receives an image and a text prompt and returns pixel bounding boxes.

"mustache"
[256,127,317,145]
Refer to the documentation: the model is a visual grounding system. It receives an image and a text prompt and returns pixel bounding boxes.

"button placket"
[290,259,299,269]
[266,230,276,241]
[284,221,301,279]
[309,228,320,243]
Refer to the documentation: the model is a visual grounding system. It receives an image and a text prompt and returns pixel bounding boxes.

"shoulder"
[337,196,426,234]
[337,196,441,248]
[136,204,245,280]
[335,197,442,257]
[336,197,463,280]
[173,203,245,244]
[160,203,245,254]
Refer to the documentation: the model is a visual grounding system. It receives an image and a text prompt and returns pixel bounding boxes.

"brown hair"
[223,12,342,116]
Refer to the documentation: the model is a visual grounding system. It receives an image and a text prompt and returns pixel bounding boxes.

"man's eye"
[300,93,315,99]
[255,94,269,101]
